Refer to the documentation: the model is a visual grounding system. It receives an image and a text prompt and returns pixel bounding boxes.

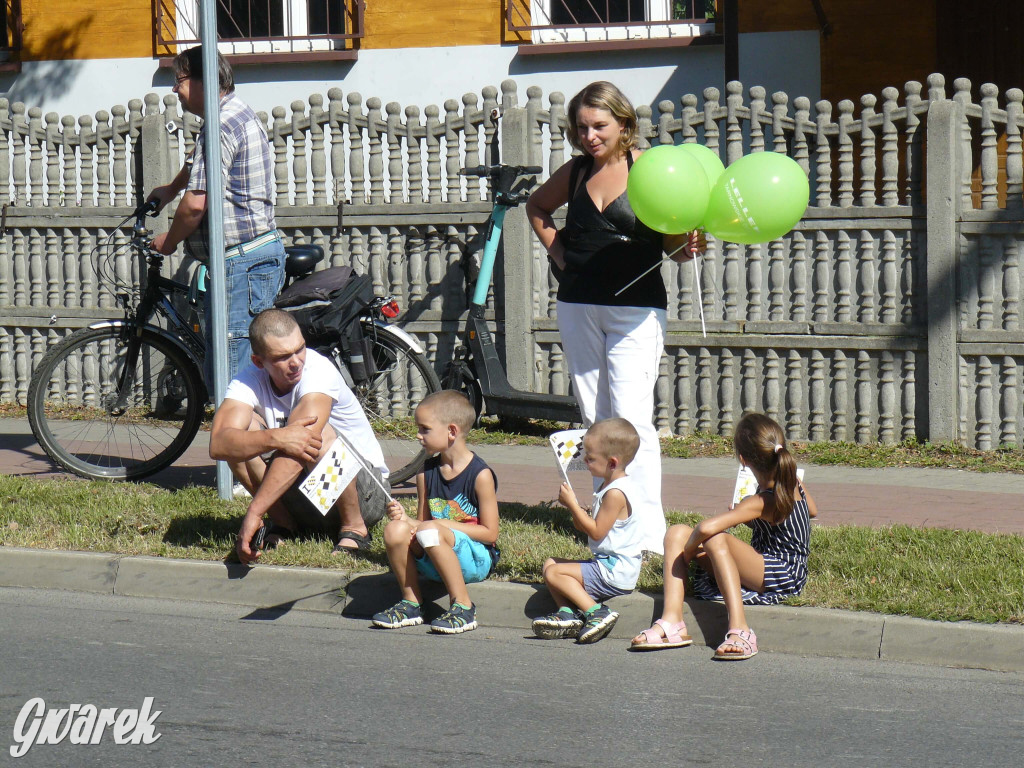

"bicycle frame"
[100,214,207,413]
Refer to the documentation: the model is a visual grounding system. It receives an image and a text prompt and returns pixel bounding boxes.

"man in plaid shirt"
[149,46,285,382]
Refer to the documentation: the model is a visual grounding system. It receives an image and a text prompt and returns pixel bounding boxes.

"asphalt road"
[2,587,1023,768]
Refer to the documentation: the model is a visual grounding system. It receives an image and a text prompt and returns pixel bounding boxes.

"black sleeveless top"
[555,154,666,309]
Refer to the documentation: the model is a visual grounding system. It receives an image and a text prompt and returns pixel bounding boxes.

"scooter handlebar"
[459,164,543,178]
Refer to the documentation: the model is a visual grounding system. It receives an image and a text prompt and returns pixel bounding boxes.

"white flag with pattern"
[299,437,362,515]
[731,465,805,508]
[548,428,588,487]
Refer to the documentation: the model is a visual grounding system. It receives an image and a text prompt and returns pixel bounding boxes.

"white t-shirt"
[224,347,388,478]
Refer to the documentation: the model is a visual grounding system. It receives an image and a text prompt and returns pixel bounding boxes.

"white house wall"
[0,31,819,119]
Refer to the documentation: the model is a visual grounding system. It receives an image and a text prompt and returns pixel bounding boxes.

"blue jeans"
[203,238,286,385]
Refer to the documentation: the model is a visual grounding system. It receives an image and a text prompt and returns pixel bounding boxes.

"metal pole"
[198,0,233,500]
[723,0,739,85]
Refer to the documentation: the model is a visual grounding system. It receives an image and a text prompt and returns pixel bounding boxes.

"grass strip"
[1,474,1021,625]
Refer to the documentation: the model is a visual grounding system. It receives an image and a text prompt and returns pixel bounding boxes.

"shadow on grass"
[163,514,239,549]
[497,501,581,538]
[147,465,217,492]
[471,416,573,440]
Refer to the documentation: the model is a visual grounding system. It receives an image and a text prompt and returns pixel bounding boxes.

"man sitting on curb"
[210,309,390,563]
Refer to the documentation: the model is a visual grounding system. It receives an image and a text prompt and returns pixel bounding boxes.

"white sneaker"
[232,483,252,499]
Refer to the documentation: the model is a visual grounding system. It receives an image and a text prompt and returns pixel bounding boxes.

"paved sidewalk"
[3,418,1024,534]
[3,417,1023,673]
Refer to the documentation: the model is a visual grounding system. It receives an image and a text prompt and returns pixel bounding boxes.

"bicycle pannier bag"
[275,265,355,308]
[274,266,377,382]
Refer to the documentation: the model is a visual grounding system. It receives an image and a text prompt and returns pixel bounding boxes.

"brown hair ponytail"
[771,445,798,523]
[733,412,799,522]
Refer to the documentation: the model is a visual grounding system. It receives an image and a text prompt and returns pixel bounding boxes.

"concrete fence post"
[139,107,172,221]
[499,80,537,390]
[925,100,963,442]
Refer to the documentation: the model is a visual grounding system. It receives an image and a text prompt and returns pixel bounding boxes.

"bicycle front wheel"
[355,321,440,485]
[27,324,206,481]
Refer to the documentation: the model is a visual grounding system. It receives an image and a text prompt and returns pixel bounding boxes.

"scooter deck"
[482,389,581,423]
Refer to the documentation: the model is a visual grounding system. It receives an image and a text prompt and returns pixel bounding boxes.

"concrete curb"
[2,546,1021,673]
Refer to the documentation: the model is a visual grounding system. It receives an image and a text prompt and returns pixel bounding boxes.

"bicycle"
[27,201,438,484]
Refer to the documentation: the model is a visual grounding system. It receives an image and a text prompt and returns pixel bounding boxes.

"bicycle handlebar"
[130,200,160,243]
[136,199,159,218]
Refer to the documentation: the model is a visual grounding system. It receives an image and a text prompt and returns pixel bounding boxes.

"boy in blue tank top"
[532,418,645,644]
[372,391,499,634]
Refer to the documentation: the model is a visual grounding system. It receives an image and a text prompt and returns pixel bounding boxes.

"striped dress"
[692,485,812,606]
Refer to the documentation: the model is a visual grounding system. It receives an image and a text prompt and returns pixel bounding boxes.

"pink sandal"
[629,618,693,650]
[714,628,758,660]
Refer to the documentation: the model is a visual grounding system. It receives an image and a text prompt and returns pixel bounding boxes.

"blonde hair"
[586,418,640,467]
[418,390,476,434]
[733,412,798,522]
[566,81,638,156]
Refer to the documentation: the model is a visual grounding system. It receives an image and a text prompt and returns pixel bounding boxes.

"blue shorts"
[579,559,633,602]
[415,529,495,584]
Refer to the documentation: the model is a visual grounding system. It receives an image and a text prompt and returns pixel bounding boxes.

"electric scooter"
[443,155,582,425]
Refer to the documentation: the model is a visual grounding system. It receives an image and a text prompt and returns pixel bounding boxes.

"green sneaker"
[532,608,584,639]
[577,604,619,644]
[372,600,424,629]
[429,603,478,634]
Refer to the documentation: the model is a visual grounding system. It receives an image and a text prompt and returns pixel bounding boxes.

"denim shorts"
[415,529,495,584]
[203,236,286,383]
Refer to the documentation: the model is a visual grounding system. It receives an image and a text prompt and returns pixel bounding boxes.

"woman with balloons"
[527,81,811,559]
[526,81,705,554]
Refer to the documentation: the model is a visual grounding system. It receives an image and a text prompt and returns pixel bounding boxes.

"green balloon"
[676,143,725,188]
[703,152,810,244]
[626,145,710,235]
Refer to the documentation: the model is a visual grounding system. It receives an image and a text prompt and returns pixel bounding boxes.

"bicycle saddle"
[284,245,325,278]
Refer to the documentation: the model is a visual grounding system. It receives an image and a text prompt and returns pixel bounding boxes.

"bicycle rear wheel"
[354,321,440,484]
[27,324,206,481]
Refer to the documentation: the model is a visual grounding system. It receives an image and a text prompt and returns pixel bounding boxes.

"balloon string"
[613,243,687,297]
[692,253,707,338]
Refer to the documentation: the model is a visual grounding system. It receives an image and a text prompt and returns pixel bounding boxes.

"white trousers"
[557,301,668,554]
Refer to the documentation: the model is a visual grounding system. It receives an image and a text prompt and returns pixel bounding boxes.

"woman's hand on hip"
[547,239,567,271]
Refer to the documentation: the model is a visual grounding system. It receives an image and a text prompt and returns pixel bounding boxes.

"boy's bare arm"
[558,482,598,538]
[413,472,429,524]
[385,473,426,526]
[589,488,628,542]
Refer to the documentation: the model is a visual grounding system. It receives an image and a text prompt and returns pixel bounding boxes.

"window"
[526,0,715,44]
[1,0,22,64]
[155,0,363,59]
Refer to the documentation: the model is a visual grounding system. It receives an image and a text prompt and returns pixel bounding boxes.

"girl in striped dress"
[630,412,817,660]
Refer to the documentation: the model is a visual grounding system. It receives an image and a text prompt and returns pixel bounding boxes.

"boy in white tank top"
[532,418,645,644]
